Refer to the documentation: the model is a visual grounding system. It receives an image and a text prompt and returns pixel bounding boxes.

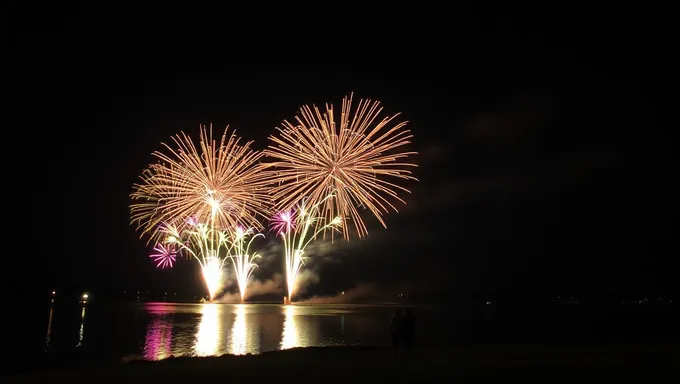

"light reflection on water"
[143,316,172,360]
[44,306,54,351]
[138,303,349,359]
[37,301,678,362]
[230,304,247,355]
[280,305,300,350]
[76,306,86,347]
[194,303,221,356]
[280,305,319,349]
[43,302,397,360]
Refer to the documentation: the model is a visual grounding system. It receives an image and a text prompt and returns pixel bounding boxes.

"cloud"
[217,273,284,303]
[297,282,378,304]
[292,269,320,296]
[458,96,557,145]
[296,277,445,304]
[213,233,361,302]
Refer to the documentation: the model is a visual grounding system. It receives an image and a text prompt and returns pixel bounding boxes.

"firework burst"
[130,125,270,300]
[264,93,417,239]
[271,195,342,302]
[150,243,177,269]
[130,125,271,242]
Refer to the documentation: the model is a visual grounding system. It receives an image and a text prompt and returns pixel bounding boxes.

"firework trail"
[270,195,342,303]
[227,226,264,303]
[130,125,270,300]
[130,125,270,238]
[265,93,417,239]
[150,243,177,269]
[157,219,231,300]
[156,217,265,301]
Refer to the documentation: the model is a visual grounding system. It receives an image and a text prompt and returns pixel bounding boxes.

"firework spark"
[156,219,265,301]
[228,226,264,303]
[150,243,177,269]
[130,125,271,242]
[264,93,417,239]
[270,208,295,236]
[130,125,270,300]
[271,195,342,302]
[158,219,231,300]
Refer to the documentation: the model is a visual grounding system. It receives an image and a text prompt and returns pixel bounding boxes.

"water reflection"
[230,304,247,355]
[76,306,86,347]
[280,305,302,349]
[35,303,401,361]
[136,303,366,360]
[45,306,54,351]
[143,317,173,360]
[194,304,220,356]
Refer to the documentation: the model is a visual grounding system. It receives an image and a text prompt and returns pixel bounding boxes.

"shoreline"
[7,343,678,382]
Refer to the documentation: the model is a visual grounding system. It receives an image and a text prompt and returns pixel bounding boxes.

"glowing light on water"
[194,304,220,356]
[143,317,173,360]
[280,305,301,350]
[45,307,53,351]
[76,306,86,347]
[230,304,247,355]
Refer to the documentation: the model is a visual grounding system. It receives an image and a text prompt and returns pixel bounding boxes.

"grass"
[6,344,678,383]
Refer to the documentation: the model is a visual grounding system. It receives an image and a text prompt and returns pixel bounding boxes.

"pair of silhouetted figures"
[390,309,416,355]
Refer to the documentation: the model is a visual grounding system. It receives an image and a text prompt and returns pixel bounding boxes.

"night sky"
[14,6,665,300]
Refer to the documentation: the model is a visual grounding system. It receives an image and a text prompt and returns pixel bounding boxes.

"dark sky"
[13,5,665,299]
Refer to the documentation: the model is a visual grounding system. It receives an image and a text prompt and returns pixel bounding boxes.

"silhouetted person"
[403,309,416,355]
[390,309,403,354]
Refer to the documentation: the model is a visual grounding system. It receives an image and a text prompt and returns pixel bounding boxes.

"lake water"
[12,299,679,370]
[39,302,429,361]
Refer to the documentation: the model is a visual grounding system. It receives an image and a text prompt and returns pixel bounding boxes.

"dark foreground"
[6,344,679,383]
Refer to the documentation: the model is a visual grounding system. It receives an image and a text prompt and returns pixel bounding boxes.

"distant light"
[52,291,56,295]
[82,293,89,299]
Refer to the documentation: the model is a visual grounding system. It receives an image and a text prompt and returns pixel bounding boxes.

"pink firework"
[186,215,198,226]
[270,208,295,235]
[150,243,177,269]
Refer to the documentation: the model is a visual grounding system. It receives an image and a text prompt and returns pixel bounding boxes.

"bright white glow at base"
[194,304,219,356]
[202,257,222,301]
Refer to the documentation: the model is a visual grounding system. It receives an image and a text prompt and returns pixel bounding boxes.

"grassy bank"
[6,344,679,383]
